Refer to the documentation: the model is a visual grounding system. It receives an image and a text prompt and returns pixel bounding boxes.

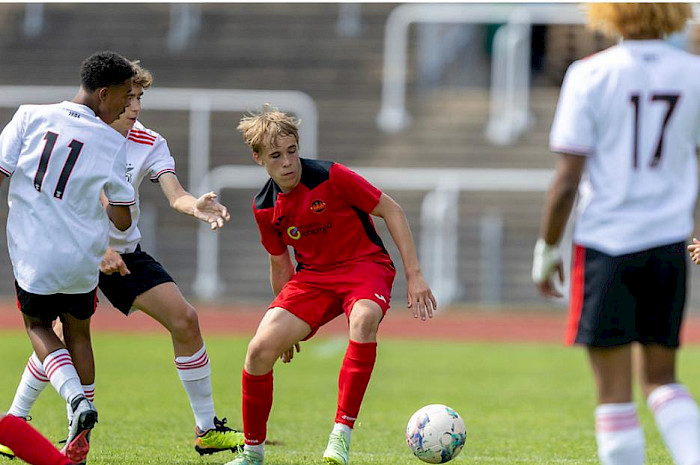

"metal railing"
[193,165,555,305]
[0,86,318,194]
[375,4,585,135]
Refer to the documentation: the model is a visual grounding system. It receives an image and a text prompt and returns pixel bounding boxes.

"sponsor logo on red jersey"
[310,199,326,213]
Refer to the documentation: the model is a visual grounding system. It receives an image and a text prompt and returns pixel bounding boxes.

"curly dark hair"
[80,51,135,91]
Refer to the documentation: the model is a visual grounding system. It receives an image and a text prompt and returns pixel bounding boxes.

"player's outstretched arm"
[687,238,700,265]
[371,193,436,320]
[158,172,230,230]
[533,153,585,298]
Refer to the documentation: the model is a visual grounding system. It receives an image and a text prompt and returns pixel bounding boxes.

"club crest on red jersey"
[310,199,326,213]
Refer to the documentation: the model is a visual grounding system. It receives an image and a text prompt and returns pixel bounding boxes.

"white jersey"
[108,120,175,254]
[0,101,135,294]
[550,40,700,256]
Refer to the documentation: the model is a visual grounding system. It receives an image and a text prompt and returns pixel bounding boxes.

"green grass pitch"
[1,330,699,464]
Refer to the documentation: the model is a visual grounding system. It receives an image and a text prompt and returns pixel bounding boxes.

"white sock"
[82,383,95,402]
[7,352,48,418]
[245,444,265,457]
[332,422,353,442]
[648,383,700,465]
[43,349,84,404]
[67,384,96,423]
[175,345,215,432]
[595,403,645,465]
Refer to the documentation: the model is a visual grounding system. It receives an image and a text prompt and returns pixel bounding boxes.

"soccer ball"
[406,404,467,463]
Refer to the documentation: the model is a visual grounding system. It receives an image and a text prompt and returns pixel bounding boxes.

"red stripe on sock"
[45,361,73,378]
[242,369,273,445]
[27,360,49,382]
[175,351,208,368]
[335,340,377,428]
[0,415,72,465]
[651,388,693,413]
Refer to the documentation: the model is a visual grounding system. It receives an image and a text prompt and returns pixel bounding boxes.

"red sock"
[241,369,273,445]
[0,415,72,465]
[335,340,377,428]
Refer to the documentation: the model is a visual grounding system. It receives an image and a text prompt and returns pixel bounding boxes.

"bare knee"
[245,337,279,374]
[349,303,382,342]
[169,304,200,339]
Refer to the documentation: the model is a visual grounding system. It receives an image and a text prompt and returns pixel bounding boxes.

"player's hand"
[406,270,436,321]
[532,238,563,298]
[100,247,130,276]
[280,342,301,363]
[194,191,230,230]
[687,238,700,265]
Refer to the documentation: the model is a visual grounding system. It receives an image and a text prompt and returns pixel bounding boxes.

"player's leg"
[225,307,312,465]
[57,292,99,463]
[5,351,49,419]
[324,299,383,465]
[0,414,76,465]
[639,345,700,465]
[587,345,643,465]
[132,282,243,455]
[637,242,699,465]
[569,246,645,465]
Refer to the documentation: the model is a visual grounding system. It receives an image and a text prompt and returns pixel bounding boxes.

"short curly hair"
[587,3,692,39]
[237,104,301,154]
[80,51,135,91]
[130,60,153,89]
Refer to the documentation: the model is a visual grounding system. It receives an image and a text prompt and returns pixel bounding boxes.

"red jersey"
[253,158,390,271]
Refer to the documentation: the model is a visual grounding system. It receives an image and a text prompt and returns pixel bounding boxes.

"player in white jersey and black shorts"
[0,61,243,458]
[0,51,136,463]
[533,4,700,465]
[99,61,243,455]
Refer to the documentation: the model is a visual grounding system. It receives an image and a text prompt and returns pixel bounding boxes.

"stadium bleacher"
[0,4,698,309]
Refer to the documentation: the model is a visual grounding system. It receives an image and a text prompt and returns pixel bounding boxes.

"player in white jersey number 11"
[1,60,242,457]
[0,51,136,464]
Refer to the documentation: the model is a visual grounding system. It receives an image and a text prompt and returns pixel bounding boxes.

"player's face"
[254,134,301,192]
[112,85,143,134]
[98,78,133,124]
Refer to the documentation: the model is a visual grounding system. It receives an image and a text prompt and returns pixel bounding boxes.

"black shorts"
[567,241,686,348]
[15,281,97,322]
[98,245,175,316]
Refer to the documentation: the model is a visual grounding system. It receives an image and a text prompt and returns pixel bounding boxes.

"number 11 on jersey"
[33,131,84,199]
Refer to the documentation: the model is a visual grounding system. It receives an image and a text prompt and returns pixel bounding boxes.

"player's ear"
[253,152,263,166]
[96,87,109,102]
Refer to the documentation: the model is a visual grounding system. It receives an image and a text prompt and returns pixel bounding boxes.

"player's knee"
[349,304,381,340]
[169,303,200,338]
[246,337,278,369]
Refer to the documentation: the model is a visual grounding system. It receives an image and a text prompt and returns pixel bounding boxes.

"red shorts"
[269,255,396,340]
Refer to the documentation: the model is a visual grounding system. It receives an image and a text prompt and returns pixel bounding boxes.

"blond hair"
[237,104,300,154]
[587,3,692,39]
[130,60,153,89]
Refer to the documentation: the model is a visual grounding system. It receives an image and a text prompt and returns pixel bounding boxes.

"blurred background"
[0,2,699,312]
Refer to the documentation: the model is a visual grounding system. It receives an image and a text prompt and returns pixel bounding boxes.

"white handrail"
[0,86,319,194]
[376,3,585,133]
[193,165,555,301]
[486,19,532,145]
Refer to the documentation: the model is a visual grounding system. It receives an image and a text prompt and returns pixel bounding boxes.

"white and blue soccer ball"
[406,404,467,463]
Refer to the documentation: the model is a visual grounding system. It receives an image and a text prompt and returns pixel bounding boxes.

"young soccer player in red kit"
[0,413,81,464]
[227,106,436,465]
